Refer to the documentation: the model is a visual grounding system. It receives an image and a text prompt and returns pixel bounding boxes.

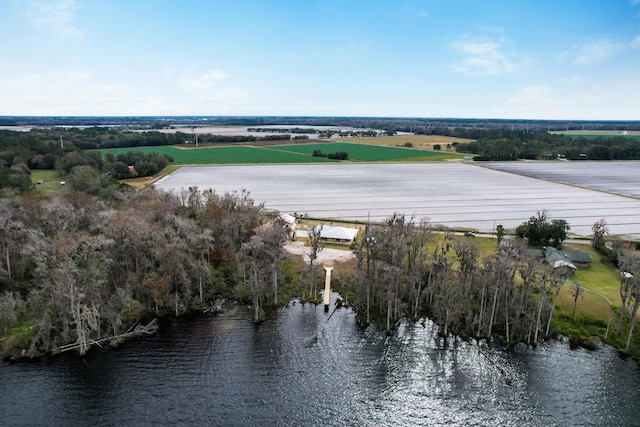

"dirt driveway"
[284,241,355,265]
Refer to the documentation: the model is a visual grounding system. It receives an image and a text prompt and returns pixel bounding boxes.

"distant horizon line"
[1,115,639,123]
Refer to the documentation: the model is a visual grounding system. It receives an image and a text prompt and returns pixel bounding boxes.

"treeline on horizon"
[3,116,640,132]
[453,132,640,161]
[2,124,640,164]
[0,128,293,151]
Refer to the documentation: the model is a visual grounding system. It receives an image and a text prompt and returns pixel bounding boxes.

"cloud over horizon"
[450,37,519,75]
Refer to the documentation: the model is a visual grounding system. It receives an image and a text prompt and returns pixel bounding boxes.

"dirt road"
[284,241,355,265]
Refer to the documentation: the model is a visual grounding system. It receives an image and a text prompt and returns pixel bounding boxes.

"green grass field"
[96,145,336,165]
[95,141,460,164]
[268,142,456,162]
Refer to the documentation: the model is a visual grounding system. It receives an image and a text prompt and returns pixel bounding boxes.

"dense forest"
[454,132,640,161]
[0,187,290,358]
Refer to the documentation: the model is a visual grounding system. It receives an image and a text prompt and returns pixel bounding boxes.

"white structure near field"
[296,225,360,245]
[276,213,297,239]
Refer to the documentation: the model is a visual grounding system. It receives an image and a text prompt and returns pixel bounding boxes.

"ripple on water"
[1,299,640,426]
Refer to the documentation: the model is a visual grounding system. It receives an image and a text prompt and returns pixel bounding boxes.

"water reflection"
[1,298,639,426]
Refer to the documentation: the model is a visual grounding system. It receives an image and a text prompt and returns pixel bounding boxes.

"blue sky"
[1,0,639,120]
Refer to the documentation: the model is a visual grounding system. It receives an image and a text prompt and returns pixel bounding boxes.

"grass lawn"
[562,243,621,305]
[556,285,613,322]
[30,169,66,193]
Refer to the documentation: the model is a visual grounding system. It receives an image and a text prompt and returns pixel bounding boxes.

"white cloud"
[12,0,83,38]
[0,65,248,115]
[631,34,640,49]
[450,38,518,75]
[177,69,247,103]
[0,74,190,116]
[204,86,248,101]
[506,85,554,106]
[65,71,92,80]
[495,78,640,120]
[573,39,624,65]
[179,70,227,90]
[632,0,640,6]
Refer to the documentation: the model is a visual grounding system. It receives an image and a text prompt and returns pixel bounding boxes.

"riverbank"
[2,229,636,362]
[3,306,639,426]
[282,232,640,360]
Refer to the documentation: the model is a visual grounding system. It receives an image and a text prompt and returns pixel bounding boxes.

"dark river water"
[2,295,640,426]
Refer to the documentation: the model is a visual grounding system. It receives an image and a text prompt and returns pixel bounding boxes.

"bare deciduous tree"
[591,219,608,249]
[619,252,640,351]
[307,224,324,301]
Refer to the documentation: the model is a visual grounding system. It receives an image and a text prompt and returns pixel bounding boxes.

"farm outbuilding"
[315,225,359,245]
[276,213,297,239]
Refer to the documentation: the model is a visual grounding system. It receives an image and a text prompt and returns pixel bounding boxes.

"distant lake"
[1,297,639,426]
[155,161,640,239]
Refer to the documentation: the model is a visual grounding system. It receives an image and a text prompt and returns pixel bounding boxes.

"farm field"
[479,161,640,198]
[96,145,335,164]
[154,162,640,240]
[140,126,474,147]
[346,134,474,150]
[269,142,457,161]
[95,141,458,164]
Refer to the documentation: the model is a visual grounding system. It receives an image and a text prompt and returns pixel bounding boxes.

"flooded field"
[154,162,640,239]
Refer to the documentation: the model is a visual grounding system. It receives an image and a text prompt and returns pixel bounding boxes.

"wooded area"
[0,187,278,357]
[1,183,640,358]
[342,214,640,353]
[454,132,640,160]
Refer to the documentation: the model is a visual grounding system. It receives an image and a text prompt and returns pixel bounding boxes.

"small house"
[543,247,591,269]
[520,246,591,269]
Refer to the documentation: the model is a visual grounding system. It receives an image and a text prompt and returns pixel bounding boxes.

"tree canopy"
[515,210,570,248]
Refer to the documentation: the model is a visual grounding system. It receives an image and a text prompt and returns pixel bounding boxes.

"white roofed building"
[276,213,297,239]
[314,225,359,245]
